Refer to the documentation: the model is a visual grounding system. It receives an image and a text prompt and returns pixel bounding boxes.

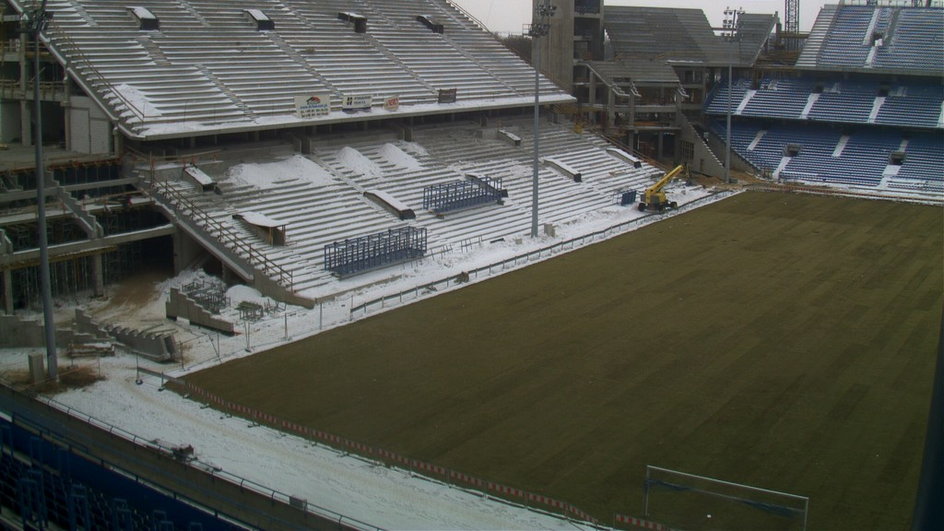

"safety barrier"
[351,190,735,317]
[178,379,602,526]
[614,513,672,530]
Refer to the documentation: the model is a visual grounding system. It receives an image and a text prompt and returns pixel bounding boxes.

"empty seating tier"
[40,0,571,137]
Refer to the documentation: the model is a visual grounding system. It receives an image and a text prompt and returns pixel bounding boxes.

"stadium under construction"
[0,0,942,528]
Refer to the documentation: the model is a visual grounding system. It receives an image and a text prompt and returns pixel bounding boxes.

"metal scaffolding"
[324,226,427,277]
[422,176,504,214]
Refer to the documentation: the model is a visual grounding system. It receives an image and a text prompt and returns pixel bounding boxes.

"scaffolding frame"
[324,226,427,277]
[422,176,504,214]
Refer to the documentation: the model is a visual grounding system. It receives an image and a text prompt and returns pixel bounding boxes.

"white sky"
[453,0,833,34]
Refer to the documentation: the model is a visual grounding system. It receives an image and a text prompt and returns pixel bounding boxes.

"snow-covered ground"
[0,183,731,529]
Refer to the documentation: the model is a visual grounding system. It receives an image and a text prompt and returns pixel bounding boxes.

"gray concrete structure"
[165,287,236,335]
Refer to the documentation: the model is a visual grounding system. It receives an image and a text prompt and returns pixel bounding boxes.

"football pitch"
[186,191,943,529]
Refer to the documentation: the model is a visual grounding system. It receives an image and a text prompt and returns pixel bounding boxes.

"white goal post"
[644,465,809,531]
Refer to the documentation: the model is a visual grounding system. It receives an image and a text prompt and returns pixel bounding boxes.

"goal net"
[643,465,809,530]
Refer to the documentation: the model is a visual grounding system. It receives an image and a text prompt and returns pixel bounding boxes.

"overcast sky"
[452,0,833,34]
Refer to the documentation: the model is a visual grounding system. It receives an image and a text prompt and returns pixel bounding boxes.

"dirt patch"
[4,365,104,395]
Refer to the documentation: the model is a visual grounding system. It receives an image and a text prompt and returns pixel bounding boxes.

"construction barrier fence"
[177,380,602,526]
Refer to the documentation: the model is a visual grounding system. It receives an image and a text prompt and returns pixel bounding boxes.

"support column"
[20,100,31,147]
[606,88,616,132]
[657,132,665,160]
[92,254,104,297]
[2,269,13,315]
[62,76,72,152]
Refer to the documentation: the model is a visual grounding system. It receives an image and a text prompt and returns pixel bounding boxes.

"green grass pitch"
[186,191,943,529]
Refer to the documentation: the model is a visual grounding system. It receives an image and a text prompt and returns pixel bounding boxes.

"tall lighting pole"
[528,0,555,238]
[723,7,741,185]
[22,1,57,381]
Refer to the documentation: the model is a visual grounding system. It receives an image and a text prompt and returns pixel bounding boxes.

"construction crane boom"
[638,164,685,213]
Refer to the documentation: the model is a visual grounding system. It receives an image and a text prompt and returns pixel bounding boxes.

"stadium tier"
[22,0,570,139]
[0,419,231,529]
[713,121,943,192]
[705,77,944,129]
[150,119,660,296]
[796,5,944,75]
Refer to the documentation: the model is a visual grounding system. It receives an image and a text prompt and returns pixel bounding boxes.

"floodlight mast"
[22,0,58,381]
[528,1,556,238]
[723,7,742,185]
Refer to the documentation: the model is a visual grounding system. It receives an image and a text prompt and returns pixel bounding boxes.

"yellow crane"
[638,164,685,212]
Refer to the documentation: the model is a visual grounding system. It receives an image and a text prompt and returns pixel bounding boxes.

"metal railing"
[44,19,147,126]
[150,180,294,289]
[0,79,65,98]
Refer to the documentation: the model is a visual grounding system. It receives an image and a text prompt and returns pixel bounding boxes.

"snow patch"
[226,155,335,189]
[379,143,422,171]
[400,141,429,157]
[114,83,162,117]
[337,147,382,179]
[226,284,270,307]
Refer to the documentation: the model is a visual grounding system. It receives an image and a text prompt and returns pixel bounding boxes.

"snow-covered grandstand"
[1,0,666,311]
[2,0,942,528]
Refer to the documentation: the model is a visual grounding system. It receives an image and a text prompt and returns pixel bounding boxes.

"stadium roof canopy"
[796,4,944,76]
[8,0,572,140]
[603,6,777,68]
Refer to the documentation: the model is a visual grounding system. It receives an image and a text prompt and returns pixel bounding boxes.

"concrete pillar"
[19,34,30,147]
[28,352,45,384]
[606,88,616,132]
[63,76,72,152]
[112,126,122,155]
[2,269,13,314]
[92,254,105,297]
[657,132,665,160]
[20,100,31,147]
[173,231,203,274]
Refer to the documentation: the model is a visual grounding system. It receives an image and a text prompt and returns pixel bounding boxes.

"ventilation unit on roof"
[245,9,274,31]
[416,15,444,34]
[889,151,905,166]
[785,144,801,157]
[128,6,159,30]
[338,12,367,33]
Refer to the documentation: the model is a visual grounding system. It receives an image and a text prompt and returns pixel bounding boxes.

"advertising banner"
[294,93,331,119]
[342,94,373,112]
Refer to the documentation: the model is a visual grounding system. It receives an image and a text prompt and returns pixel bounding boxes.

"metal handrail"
[151,181,294,289]
[44,18,147,125]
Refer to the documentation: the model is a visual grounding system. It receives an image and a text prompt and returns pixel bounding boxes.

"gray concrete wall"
[679,119,726,178]
[535,0,574,93]
[75,309,178,362]
[0,314,99,349]
[166,288,236,335]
